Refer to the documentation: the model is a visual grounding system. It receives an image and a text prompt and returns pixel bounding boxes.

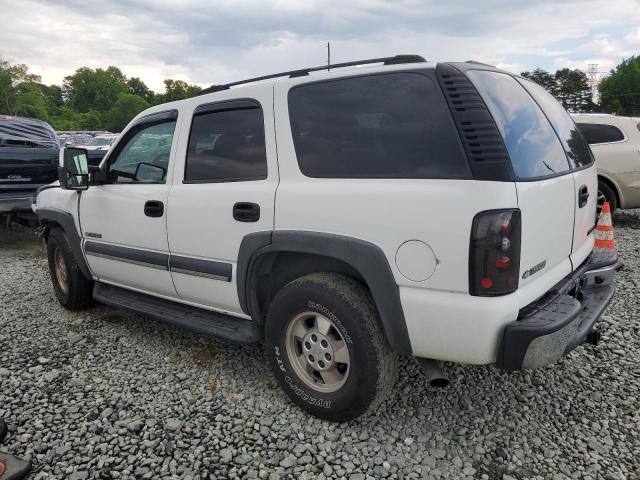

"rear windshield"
[518,79,594,168]
[466,70,570,179]
[288,72,470,179]
[576,123,625,144]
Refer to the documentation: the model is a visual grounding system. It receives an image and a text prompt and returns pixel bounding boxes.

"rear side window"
[466,70,570,179]
[288,73,470,179]
[518,79,594,168]
[576,123,626,145]
[185,103,267,183]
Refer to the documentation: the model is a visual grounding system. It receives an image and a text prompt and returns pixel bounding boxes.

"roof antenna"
[327,42,331,71]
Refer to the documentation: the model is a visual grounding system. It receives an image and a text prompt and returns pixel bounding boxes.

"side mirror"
[59,147,89,190]
[134,162,166,183]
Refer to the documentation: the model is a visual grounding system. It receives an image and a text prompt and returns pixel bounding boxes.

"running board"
[93,282,261,344]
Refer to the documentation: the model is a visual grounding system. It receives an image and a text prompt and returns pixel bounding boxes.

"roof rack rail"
[198,54,426,95]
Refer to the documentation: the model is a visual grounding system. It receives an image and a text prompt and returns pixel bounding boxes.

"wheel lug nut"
[321,340,328,348]
[304,342,311,350]
[319,360,325,368]
[311,334,317,342]
[325,353,331,361]
[308,355,314,362]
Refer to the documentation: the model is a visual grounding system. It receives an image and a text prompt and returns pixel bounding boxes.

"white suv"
[35,56,617,421]
[572,113,640,213]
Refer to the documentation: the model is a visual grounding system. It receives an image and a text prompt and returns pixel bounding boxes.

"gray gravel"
[0,216,639,480]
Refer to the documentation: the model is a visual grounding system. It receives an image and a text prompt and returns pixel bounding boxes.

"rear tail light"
[469,209,521,296]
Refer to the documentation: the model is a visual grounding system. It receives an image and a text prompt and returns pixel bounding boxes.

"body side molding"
[237,230,412,355]
[84,241,169,270]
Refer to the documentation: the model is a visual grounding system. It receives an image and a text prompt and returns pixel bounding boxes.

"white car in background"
[84,134,118,153]
[573,113,640,213]
[84,134,119,166]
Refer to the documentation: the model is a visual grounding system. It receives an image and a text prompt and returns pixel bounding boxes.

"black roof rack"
[198,54,426,95]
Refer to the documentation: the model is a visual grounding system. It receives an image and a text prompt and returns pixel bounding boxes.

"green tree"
[49,106,80,131]
[63,66,127,113]
[553,68,595,112]
[105,93,149,132]
[521,68,557,92]
[127,77,154,104]
[14,82,49,119]
[0,58,41,116]
[599,56,640,116]
[159,79,201,103]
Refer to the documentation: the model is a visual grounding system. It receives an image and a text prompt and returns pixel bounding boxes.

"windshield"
[87,137,113,146]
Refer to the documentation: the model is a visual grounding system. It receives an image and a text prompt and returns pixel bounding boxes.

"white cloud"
[1,0,639,92]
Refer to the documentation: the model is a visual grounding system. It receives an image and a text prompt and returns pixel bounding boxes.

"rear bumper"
[496,249,617,370]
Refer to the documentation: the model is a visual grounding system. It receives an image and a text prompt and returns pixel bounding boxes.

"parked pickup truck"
[36,56,617,421]
[0,116,59,213]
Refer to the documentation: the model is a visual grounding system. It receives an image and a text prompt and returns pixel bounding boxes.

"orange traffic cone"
[594,201,616,250]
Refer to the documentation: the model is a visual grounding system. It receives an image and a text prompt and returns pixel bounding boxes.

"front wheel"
[265,273,398,421]
[46,228,94,310]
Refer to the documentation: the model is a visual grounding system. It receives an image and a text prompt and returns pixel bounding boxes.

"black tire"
[265,273,398,421]
[46,227,94,310]
[597,180,618,217]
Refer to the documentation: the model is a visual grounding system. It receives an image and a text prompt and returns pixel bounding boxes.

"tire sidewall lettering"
[306,300,353,345]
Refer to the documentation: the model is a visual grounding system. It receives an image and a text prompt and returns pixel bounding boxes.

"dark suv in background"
[0,116,59,214]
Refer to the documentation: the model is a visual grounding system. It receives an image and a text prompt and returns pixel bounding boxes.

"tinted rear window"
[518,79,594,168]
[576,123,626,145]
[466,70,570,179]
[288,72,470,179]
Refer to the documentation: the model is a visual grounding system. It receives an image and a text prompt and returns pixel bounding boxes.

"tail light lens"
[469,209,521,296]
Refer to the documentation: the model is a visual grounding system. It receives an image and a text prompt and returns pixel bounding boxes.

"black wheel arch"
[37,207,92,280]
[237,231,412,355]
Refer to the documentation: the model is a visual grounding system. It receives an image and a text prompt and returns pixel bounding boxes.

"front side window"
[576,123,626,145]
[107,120,176,184]
[518,79,594,168]
[467,70,570,179]
[185,103,267,183]
[288,72,470,178]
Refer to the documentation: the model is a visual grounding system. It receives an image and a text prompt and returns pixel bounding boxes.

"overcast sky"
[1,0,639,92]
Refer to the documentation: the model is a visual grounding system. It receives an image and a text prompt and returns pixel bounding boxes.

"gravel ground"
[0,216,639,480]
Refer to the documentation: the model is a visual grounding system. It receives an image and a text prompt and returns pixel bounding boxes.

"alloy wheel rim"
[285,311,350,393]
[54,247,69,295]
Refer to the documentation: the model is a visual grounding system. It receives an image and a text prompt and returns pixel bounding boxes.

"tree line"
[0,60,203,132]
[521,55,639,115]
[1,55,639,133]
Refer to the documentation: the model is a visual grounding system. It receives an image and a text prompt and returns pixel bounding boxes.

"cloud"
[1,0,639,91]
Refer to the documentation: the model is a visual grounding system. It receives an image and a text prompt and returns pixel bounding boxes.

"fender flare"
[237,230,412,355]
[37,207,92,280]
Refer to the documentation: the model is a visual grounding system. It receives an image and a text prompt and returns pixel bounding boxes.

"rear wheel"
[46,228,94,310]
[265,273,398,421]
[597,180,618,218]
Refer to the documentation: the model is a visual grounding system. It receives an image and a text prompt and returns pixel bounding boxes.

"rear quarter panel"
[273,80,518,293]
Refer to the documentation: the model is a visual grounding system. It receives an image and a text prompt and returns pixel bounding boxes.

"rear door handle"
[233,202,260,222]
[144,200,164,217]
[578,185,589,208]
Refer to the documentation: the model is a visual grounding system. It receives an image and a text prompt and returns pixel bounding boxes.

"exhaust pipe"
[417,358,449,388]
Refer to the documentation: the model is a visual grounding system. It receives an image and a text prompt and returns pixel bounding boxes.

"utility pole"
[586,63,599,104]
[327,42,331,71]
